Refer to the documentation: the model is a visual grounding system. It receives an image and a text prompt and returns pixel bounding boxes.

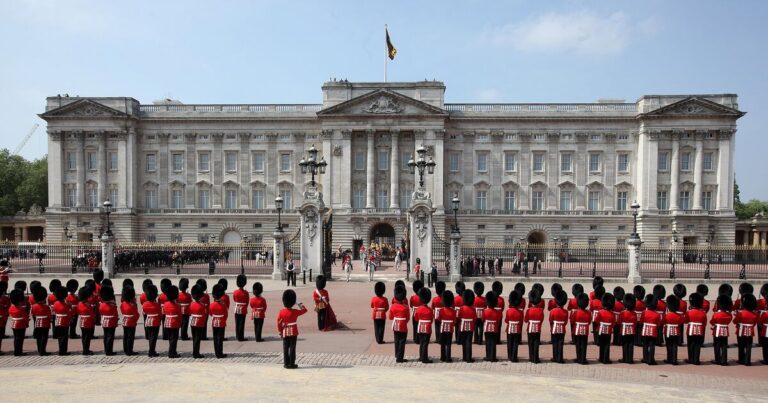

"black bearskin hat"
[99,285,115,302]
[212,284,225,300]
[514,283,526,296]
[29,281,41,294]
[462,290,475,307]
[718,283,733,297]
[178,278,189,292]
[395,280,405,290]
[218,278,228,291]
[9,289,24,305]
[412,280,424,293]
[623,294,636,312]
[442,290,454,308]
[532,283,544,295]
[316,275,327,290]
[473,281,485,296]
[145,284,158,302]
[492,281,503,296]
[55,286,67,302]
[551,283,563,297]
[84,279,95,291]
[374,281,386,297]
[593,286,605,300]
[601,293,615,312]
[142,279,153,293]
[102,279,112,288]
[93,268,104,283]
[122,278,134,290]
[282,289,297,308]
[394,285,406,302]
[48,279,62,294]
[761,283,768,299]
[666,295,679,313]
[577,293,589,310]
[252,282,263,296]
[633,285,646,300]
[196,278,207,292]
[236,274,247,289]
[77,286,91,302]
[739,282,754,296]
[696,284,709,296]
[529,289,542,306]
[716,294,732,312]
[122,286,135,302]
[673,283,687,299]
[436,281,446,295]
[486,292,497,309]
[32,286,47,303]
[572,283,584,297]
[652,284,666,300]
[14,280,26,292]
[555,290,568,308]
[166,285,179,302]
[509,290,521,308]
[689,292,704,309]
[613,286,626,302]
[593,276,604,289]
[190,285,203,301]
[455,281,466,294]
[742,294,757,312]
[644,294,657,311]
[418,288,432,306]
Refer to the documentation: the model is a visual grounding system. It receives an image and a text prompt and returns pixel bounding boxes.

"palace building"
[41,80,743,252]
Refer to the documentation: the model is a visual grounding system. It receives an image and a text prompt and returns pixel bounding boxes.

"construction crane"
[12,124,40,155]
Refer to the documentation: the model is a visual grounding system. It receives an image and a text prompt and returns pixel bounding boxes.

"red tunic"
[120,301,139,328]
[47,294,57,310]
[76,302,96,329]
[431,296,444,319]
[414,305,434,334]
[370,296,389,320]
[677,299,688,314]
[159,293,168,314]
[249,296,267,320]
[640,310,662,337]
[702,299,711,313]
[496,296,505,313]
[710,311,732,338]
[662,311,684,337]
[200,293,211,308]
[457,305,476,332]
[9,304,28,329]
[595,309,616,335]
[618,310,637,335]
[437,306,456,333]
[52,301,71,327]
[209,300,228,328]
[139,292,147,306]
[221,294,231,310]
[31,302,51,329]
[473,296,487,321]
[760,311,768,338]
[163,301,182,329]
[98,301,119,328]
[482,307,502,333]
[684,309,707,336]
[528,300,545,309]
[547,299,558,311]
[409,294,422,319]
[177,291,192,315]
[391,297,409,308]
[142,301,161,327]
[190,301,208,327]
[504,307,524,334]
[277,305,308,337]
[65,293,78,309]
[453,295,463,312]
[314,289,330,307]
[570,309,592,336]
[524,307,544,333]
[589,299,603,324]
[388,302,409,333]
[233,288,249,316]
[634,300,647,321]
[733,310,758,337]
[549,307,569,334]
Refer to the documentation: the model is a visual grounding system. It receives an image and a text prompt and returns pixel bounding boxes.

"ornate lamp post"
[630,200,640,239]
[451,195,460,234]
[627,200,642,283]
[102,199,113,236]
[298,144,327,188]
[275,196,284,232]
[408,144,436,189]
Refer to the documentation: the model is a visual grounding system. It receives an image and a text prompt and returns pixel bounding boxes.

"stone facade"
[40,81,744,250]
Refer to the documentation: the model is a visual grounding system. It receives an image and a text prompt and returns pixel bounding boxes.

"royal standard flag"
[386,28,397,60]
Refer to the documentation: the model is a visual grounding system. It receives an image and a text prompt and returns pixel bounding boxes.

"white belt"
[461,319,473,323]
[393,317,406,321]
[55,314,68,317]
[80,315,92,318]
[165,315,178,318]
[146,314,158,317]
[285,322,297,326]
[253,308,265,311]
[375,308,386,311]
[191,314,203,318]
[235,302,247,306]
[102,315,115,319]
[179,303,190,307]
[418,320,431,324]
[212,315,225,318]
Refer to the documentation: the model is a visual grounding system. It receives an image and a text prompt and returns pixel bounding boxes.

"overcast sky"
[1,0,766,199]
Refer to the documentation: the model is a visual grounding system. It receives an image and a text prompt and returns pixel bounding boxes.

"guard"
[277,289,307,369]
[483,291,501,362]
[505,290,524,362]
[437,290,456,362]
[250,282,267,342]
[233,274,249,342]
[549,290,569,364]
[389,285,409,363]
[120,286,139,356]
[98,286,119,356]
[371,281,389,344]
[525,289,544,364]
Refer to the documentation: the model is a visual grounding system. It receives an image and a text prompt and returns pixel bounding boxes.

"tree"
[16,156,47,211]
[0,149,48,216]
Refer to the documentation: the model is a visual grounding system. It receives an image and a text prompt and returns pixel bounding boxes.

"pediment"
[195,180,211,186]
[641,97,744,119]
[530,180,547,187]
[168,180,186,187]
[250,179,267,187]
[502,180,519,188]
[40,99,129,119]
[558,180,576,188]
[446,180,464,189]
[317,89,447,117]
[143,180,159,188]
[586,180,603,188]
[473,180,490,188]
[615,180,633,188]
[222,180,240,187]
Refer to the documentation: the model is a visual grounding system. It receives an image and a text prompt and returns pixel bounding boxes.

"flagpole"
[384,24,388,82]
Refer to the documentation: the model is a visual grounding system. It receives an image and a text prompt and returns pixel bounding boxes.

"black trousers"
[213,327,226,358]
[69,314,79,338]
[412,318,418,343]
[713,336,728,365]
[123,327,136,355]
[760,336,768,363]
[484,332,497,361]
[317,309,327,331]
[287,272,296,287]
[454,321,461,345]
[81,328,95,354]
[642,336,656,364]
[612,324,622,346]
[528,332,541,363]
[181,315,190,340]
[574,335,588,364]
[162,316,168,340]
[167,328,179,357]
[460,331,473,362]
[737,336,752,365]
[687,335,704,364]
[394,331,407,361]
[665,334,680,364]
[13,328,25,356]
[507,333,521,362]
[283,336,297,366]
[145,326,159,355]
[655,328,665,346]
[103,327,116,355]
[551,333,565,363]
[253,318,264,341]
[634,323,642,346]
[56,326,69,355]
[373,319,385,344]
[191,326,204,357]
[439,332,452,361]
[621,334,635,363]
[33,327,49,355]
[597,334,612,363]
[418,333,431,362]
[474,320,484,344]
[235,314,246,341]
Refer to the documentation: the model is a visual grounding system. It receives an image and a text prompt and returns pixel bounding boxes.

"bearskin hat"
[122,278,134,290]
[84,279,95,291]
[165,285,179,302]
[473,281,485,296]
[9,289,24,305]
[145,284,158,302]
[551,283,563,298]
[102,279,113,288]
[442,290,454,308]
[418,288,432,306]
[716,294,732,312]
[212,284,225,300]
[652,284,666,300]
[454,281,465,295]
[742,294,757,312]
[601,293,615,311]
[159,278,172,294]
[666,295,679,313]
[122,286,135,302]
[316,275,327,290]
[514,283,526,296]
[718,283,733,297]
[739,282,754,296]
[689,292,704,309]
[54,286,67,302]
[252,282,263,296]
[395,280,405,290]
[696,284,709,296]
[100,285,115,302]
[394,285,406,302]
[555,290,568,308]
[509,290,522,308]
[633,285,646,300]
[529,289,542,306]
[435,281,446,295]
[644,294,657,311]
[416,257,421,264]
[178,278,189,292]
[593,276,604,289]
[412,279,424,293]
[492,281,503,296]
[673,283,687,299]
[218,278,228,291]
[190,285,203,301]
[77,286,91,302]
[196,278,207,292]
[486,292,497,309]
[92,268,104,283]
[462,290,475,307]
[577,293,589,310]
[623,293,636,312]
[142,279,153,293]
[236,274,247,289]
[282,289,297,308]
[374,281,386,297]
[593,286,605,300]
[29,280,41,293]
[14,280,26,292]
[613,286,626,302]
[572,283,584,297]
[32,285,47,303]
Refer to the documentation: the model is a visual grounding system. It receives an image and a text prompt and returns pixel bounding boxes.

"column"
[101,232,115,278]
[716,130,733,210]
[266,133,278,208]
[519,133,531,209]
[184,133,197,208]
[158,133,169,208]
[603,134,616,210]
[366,130,375,208]
[99,131,108,205]
[692,133,704,210]
[574,133,587,210]
[390,130,400,208]
[272,229,285,280]
[340,130,352,208]
[432,129,445,212]
[212,133,223,208]
[47,131,63,207]
[449,231,462,282]
[240,133,252,208]
[753,229,759,246]
[76,132,85,207]
[669,134,680,210]
[645,132,659,210]
[321,130,333,205]
[125,129,137,208]
[21,227,29,241]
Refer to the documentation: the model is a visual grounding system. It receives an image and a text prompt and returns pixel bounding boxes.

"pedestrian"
[142,284,161,357]
[505,290,524,362]
[77,286,96,356]
[189,285,207,359]
[389,285,409,363]
[177,278,192,341]
[52,285,71,356]
[210,284,228,359]
[8,288,28,356]
[371,281,389,344]
[286,260,296,287]
[711,294,732,366]
[437,290,456,362]
[277,289,307,369]
[98,286,119,356]
[663,295,683,365]
[640,294,661,365]
[619,293,637,364]
[525,289,544,364]
[394,248,402,271]
[549,290,569,364]
[410,280,424,343]
[0,258,13,283]
[572,293,591,365]
[428,262,437,288]
[30,285,50,356]
[250,282,267,342]
[120,286,138,356]
[483,291,501,362]
[596,293,615,364]
[414,288,434,363]
[233,274,249,342]
[457,289,476,363]
[684,292,706,365]
[473,282,486,345]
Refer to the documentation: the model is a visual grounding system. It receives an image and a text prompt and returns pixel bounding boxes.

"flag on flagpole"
[386,28,397,60]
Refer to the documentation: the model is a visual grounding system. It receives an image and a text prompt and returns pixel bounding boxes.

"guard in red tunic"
[640,294,661,365]
[619,294,637,364]
[77,286,96,355]
[473,282,487,345]
[98,286,119,356]
[218,278,231,309]
[233,274,249,342]
[277,289,308,369]
[0,282,8,354]
[713,284,733,312]
[8,289,28,356]
[457,289,476,363]
[410,280,424,343]
[652,285,667,347]
[371,282,389,344]
[684,292,706,365]
[662,295,683,365]
[162,285,181,358]
[571,293,592,365]
[696,284,711,313]
[196,279,210,341]
[482,291,501,362]
[0,258,12,283]
[672,284,687,340]
[549,290,569,364]
[514,283,527,310]
[505,290,524,362]
[760,293,768,364]
[733,293,757,365]
[525,289,544,364]
[414,288,434,363]
[159,278,172,341]
[31,286,50,356]
[530,284,546,309]
[596,293,616,364]
[589,286,604,345]
[142,284,161,357]
[65,279,80,339]
[589,276,604,301]
[47,279,61,339]
[391,280,408,306]
[437,290,456,362]
[249,282,267,342]
[189,285,208,359]
[492,281,505,343]
[611,287,626,346]
[711,294,732,366]
[177,278,192,341]
[568,283,584,345]
[210,284,228,358]
[50,286,70,355]
[548,283,563,311]
[453,281,465,345]
[120,286,139,356]
[632,285,646,347]
[432,281,446,343]
[389,285,410,363]
[313,275,337,331]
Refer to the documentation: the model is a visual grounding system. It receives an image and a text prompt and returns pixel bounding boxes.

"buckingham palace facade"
[40,80,743,250]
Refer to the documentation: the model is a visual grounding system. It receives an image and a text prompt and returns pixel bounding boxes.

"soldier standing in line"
[410,280,424,343]
[492,281,504,343]
[65,279,80,339]
[437,290,456,362]
[233,274,249,342]
[177,278,192,341]
[371,282,389,344]
[30,286,50,356]
[472,282,486,345]
[431,281,445,343]
[549,290,569,364]
[210,284,229,359]
[189,285,207,359]
[52,285,71,356]
[389,285,410,363]
[142,284,161,358]
[457,289,476,363]
[652,285,667,347]
[196,279,210,341]
[414,288,434,363]
[120,286,138,356]
[250,282,267,342]
[710,294,733,366]
[632,285,646,347]
[8,289,28,356]
[572,293,592,365]
[98,286,119,356]
[619,293,637,364]
[596,293,616,364]
[684,293,706,365]
[611,287,626,346]
[77,286,96,356]
[663,295,683,365]
[525,289,544,364]
[277,289,307,369]
[482,291,501,362]
[159,278,172,341]
[453,282,465,345]
[640,294,661,365]
[505,290,524,362]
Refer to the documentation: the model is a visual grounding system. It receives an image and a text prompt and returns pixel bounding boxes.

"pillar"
[48,131,63,207]
[272,230,285,280]
[716,130,733,210]
[321,130,333,206]
[21,227,29,241]
[99,131,108,206]
[76,132,85,207]
[627,237,642,284]
[390,130,400,208]
[670,135,680,211]
[692,134,704,210]
[409,188,435,273]
[299,186,328,278]
[101,232,115,278]
[449,231,462,282]
[366,130,375,208]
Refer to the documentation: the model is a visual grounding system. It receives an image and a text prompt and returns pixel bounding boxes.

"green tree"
[0,149,48,216]
[16,156,48,210]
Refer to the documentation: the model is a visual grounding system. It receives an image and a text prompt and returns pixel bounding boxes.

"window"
[589,153,600,172]
[477,153,488,172]
[171,189,184,208]
[85,151,96,171]
[279,189,292,209]
[681,152,691,171]
[561,224,570,230]
[531,191,544,211]
[108,152,118,171]
[252,189,264,209]
[145,189,158,208]
[146,234,156,243]
[377,151,389,171]
[225,189,237,209]
[198,153,210,172]
[171,234,183,243]
[198,189,210,209]
[679,191,690,210]
[109,188,118,206]
[172,153,183,172]
[616,238,626,247]
[659,238,670,248]
[353,189,365,209]
[200,223,208,228]
[561,153,572,172]
[618,154,629,172]
[225,152,237,172]
[588,191,600,211]
[401,152,413,170]
[504,236,515,246]
[252,152,265,172]
[400,186,413,209]
[66,188,76,207]
[146,223,155,229]
[657,191,668,210]
[449,152,460,172]
[702,191,713,210]
[279,153,291,172]
[560,190,572,211]
[703,152,714,171]
[475,190,487,210]
[504,152,517,172]
[145,153,156,172]
[376,189,388,208]
[504,191,516,211]
[354,152,365,171]
[66,152,76,170]
[618,225,627,231]
[533,153,544,172]
[173,223,182,228]
[658,152,668,171]
[87,188,98,208]
[505,224,515,230]
[476,237,486,246]
[614,191,627,211]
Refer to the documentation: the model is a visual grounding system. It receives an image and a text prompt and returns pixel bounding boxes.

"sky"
[1,0,766,199]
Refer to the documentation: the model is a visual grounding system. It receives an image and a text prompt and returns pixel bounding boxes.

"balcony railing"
[445,103,637,114]
[139,104,322,114]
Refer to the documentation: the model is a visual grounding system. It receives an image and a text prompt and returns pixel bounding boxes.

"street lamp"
[630,201,640,239]
[102,199,113,236]
[408,144,436,188]
[298,144,327,187]
[275,196,284,232]
[451,195,461,234]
